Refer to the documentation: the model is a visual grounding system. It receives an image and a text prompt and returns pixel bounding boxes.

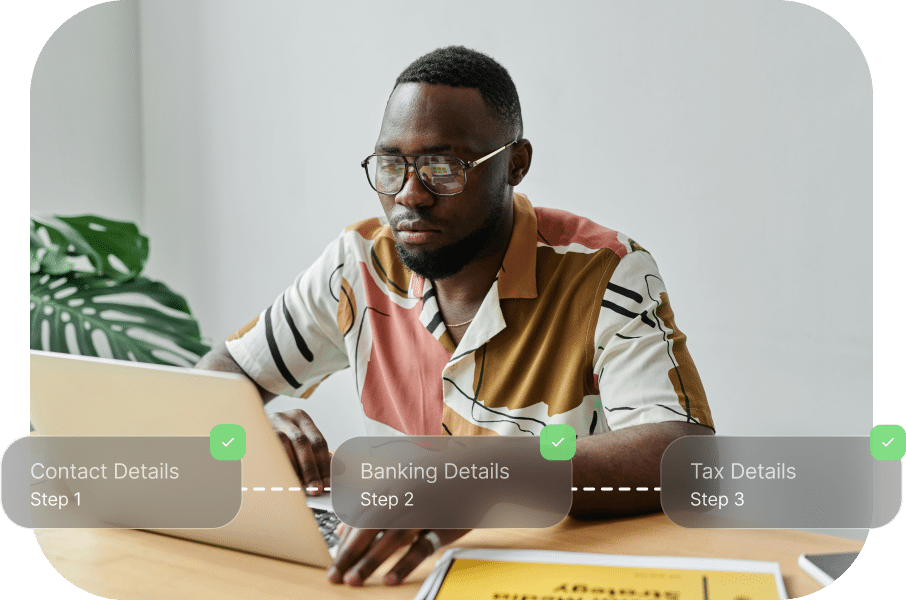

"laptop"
[29,350,341,567]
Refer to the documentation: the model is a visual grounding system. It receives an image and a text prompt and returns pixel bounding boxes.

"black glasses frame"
[360,140,517,196]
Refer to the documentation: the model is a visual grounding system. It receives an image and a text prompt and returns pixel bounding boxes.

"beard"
[395,200,505,281]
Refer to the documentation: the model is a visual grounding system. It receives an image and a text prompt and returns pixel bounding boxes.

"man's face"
[375,83,512,280]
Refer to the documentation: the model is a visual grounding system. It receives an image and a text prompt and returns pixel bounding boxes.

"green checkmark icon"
[870,425,905,461]
[210,424,246,460]
[540,424,576,461]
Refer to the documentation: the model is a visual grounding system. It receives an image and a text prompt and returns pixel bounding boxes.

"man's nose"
[394,163,435,208]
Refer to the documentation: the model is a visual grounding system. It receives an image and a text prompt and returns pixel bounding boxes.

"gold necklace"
[446,317,474,328]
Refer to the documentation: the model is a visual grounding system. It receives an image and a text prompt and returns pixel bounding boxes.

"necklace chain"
[446,317,474,328]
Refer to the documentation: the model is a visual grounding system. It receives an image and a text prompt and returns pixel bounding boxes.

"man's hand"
[328,526,470,586]
[267,409,331,496]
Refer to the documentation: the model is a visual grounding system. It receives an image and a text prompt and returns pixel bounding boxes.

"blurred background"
[31,0,871,455]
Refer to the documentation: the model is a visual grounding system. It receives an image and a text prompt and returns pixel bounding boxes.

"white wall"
[34,0,872,450]
[30,0,143,224]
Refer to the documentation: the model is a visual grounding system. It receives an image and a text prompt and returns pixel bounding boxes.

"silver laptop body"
[30,350,335,567]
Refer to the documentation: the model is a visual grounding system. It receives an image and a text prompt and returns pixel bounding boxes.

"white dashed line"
[248,485,658,494]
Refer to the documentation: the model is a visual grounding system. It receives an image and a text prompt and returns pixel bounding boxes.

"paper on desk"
[304,492,333,512]
[415,548,787,600]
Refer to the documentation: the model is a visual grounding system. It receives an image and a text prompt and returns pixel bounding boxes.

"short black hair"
[394,46,523,140]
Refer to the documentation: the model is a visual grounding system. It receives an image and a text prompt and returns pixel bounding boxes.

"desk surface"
[36,513,862,599]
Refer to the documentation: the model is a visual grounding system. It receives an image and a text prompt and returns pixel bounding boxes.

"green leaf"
[30,215,149,281]
[31,272,210,367]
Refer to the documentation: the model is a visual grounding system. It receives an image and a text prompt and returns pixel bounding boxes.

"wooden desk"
[35,513,862,599]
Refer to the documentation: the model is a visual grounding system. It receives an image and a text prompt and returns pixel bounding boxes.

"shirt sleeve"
[592,249,715,432]
[225,235,351,398]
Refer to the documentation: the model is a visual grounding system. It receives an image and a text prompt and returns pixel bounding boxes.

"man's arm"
[583,246,715,516]
[570,421,713,517]
[196,341,276,403]
[195,342,333,494]
[328,422,712,586]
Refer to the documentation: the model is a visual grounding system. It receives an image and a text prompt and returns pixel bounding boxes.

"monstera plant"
[30,215,210,366]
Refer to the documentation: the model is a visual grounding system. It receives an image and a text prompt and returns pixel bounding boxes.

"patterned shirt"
[226,193,714,436]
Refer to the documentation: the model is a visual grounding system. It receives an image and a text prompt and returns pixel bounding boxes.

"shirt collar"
[410,192,539,302]
[497,192,538,300]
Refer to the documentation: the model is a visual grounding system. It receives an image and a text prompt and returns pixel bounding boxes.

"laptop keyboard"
[312,508,341,551]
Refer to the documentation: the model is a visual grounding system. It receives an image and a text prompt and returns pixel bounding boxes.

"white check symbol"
[552,437,565,447]
[882,437,895,447]
[222,437,235,447]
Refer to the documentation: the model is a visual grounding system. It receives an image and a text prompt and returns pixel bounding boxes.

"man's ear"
[507,139,533,186]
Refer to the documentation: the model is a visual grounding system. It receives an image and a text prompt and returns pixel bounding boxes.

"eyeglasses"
[361,140,517,196]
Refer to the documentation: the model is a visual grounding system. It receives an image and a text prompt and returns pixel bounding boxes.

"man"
[196,46,714,586]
